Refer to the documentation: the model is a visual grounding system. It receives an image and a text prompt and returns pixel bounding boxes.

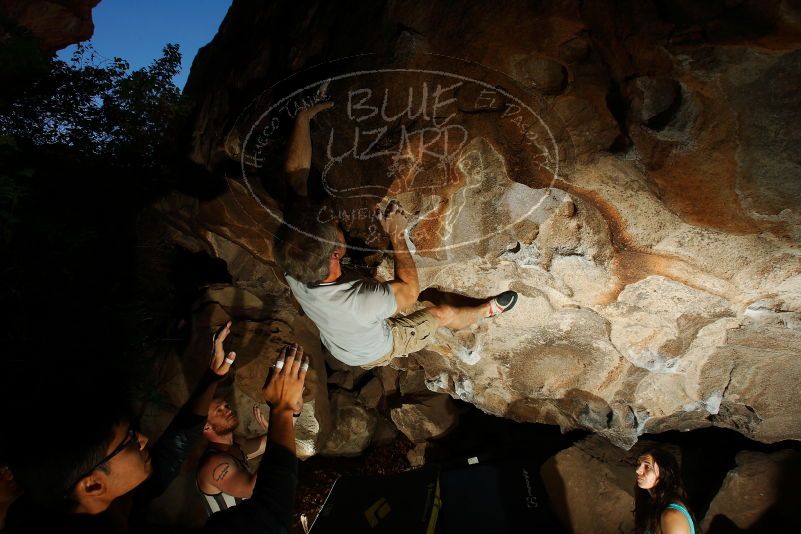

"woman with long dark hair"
[634,448,698,534]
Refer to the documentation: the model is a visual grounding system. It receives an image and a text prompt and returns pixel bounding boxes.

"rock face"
[702,450,801,532]
[170,0,801,449]
[357,376,383,409]
[321,391,377,456]
[541,437,635,534]
[390,394,459,442]
[0,0,100,51]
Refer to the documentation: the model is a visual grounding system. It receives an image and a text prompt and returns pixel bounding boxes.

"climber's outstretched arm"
[284,101,334,198]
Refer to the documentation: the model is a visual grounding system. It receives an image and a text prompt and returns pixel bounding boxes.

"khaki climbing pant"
[361,309,438,369]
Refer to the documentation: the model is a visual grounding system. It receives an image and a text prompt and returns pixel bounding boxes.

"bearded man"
[195,398,272,515]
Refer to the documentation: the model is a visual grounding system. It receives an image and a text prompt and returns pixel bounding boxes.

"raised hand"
[262,344,308,415]
[210,321,236,376]
[298,100,334,121]
[377,200,409,239]
[253,405,268,430]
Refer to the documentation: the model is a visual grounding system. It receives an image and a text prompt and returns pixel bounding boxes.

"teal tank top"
[665,503,695,534]
[646,503,695,534]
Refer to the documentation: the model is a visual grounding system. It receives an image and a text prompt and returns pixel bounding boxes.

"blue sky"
[58,0,232,90]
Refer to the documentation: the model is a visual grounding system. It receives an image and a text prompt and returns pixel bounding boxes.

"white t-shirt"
[285,273,397,366]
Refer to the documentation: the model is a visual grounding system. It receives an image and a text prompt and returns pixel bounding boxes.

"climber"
[634,448,698,534]
[274,100,519,368]
[196,399,270,515]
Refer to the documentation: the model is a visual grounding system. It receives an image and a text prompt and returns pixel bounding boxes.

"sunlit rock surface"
[168,0,801,449]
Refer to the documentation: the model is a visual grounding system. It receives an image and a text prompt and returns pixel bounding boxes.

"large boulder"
[167,0,801,449]
[702,450,801,532]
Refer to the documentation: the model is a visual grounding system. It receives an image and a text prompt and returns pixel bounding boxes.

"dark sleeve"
[135,407,206,502]
[201,444,298,534]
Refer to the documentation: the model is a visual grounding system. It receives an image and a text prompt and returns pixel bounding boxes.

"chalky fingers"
[274,345,287,372]
[282,344,298,375]
[290,345,303,377]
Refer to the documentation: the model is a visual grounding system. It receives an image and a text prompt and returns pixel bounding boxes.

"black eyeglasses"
[64,426,139,496]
